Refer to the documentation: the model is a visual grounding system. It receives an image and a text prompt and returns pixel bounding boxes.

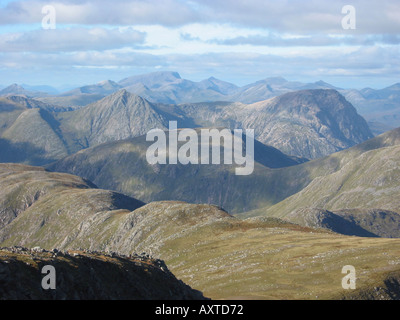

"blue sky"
[0,0,399,90]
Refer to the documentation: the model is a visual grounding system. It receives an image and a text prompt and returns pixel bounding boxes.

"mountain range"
[2,71,399,134]
[45,124,400,233]
[0,88,373,163]
[1,71,400,300]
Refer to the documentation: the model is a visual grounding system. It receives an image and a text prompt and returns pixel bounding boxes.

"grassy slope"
[46,132,308,214]
[46,127,400,216]
[0,97,27,135]
[266,144,400,216]
[240,127,400,218]
[2,165,400,300]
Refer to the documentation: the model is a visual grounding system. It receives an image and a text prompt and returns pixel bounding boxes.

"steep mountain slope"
[240,127,400,237]
[46,129,306,213]
[0,96,76,165]
[0,97,27,135]
[0,108,69,165]
[45,123,393,217]
[342,83,400,133]
[53,90,184,153]
[3,74,398,136]
[3,95,69,112]
[177,89,373,159]
[0,247,207,300]
[1,87,374,163]
[265,143,400,215]
[2,165,400,300]
[246,89,373,158]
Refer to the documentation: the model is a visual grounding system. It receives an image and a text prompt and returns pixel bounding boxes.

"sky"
[0,0,399,90]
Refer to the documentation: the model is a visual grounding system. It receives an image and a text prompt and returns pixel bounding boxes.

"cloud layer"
[1,0,399,33]
[0,0,398,88]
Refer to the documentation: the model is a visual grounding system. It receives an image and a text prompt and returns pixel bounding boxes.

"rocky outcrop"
[0,247,207,300]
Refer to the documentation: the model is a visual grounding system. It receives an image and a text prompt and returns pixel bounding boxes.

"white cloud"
[0,27,146,52]
[0,0,399,35]
[0,0,200,26]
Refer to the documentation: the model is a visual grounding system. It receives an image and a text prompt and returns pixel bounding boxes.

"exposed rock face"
[52,89,373,160]
[58,89,180,152]
[244,89,373,159]
[178,89,373,159]
[0,247,207,300]
[1,87,373,165]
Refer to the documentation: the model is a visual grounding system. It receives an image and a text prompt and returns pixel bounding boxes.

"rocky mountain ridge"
[0,246,207,300]
[0,88,373,163]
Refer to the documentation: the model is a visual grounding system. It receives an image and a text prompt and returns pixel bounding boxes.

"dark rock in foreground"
[0,247,208,300]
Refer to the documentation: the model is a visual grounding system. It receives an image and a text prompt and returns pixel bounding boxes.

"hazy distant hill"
[0,84,46,98]
[342,83,400,134]
[120,71,229,104]
[3,72,399,134]
[30,71,345,106]
[62,80,122,96]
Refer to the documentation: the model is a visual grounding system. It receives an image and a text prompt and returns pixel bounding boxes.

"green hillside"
[46,129,308,213]
[240,128,400,237]
[2,164,400,300]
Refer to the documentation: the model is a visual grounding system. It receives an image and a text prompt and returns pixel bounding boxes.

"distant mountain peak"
[8,83,22,88]
[118,71,182,89]
[263,76,288,84]
[98,79,118,86]
[315,80,329,86]
[108,88,132,101]
[98,89,149,108]
[314,80,340,89]
[1,83,25,92]
[0,84,38,97]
